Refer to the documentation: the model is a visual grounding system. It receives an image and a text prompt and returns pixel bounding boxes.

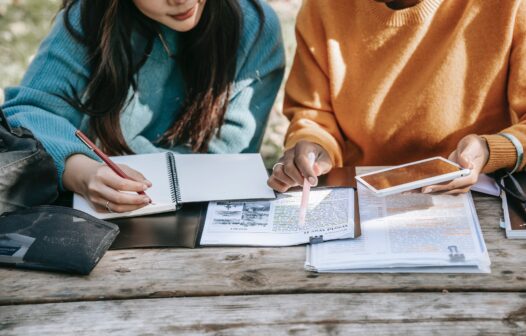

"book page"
[307,167,490,273]
[200,188,355,246]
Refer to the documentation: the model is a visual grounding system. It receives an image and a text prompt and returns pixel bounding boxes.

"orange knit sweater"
[284,0,526,173]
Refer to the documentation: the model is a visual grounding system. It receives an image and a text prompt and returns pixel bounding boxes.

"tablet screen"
[360,158,461,191]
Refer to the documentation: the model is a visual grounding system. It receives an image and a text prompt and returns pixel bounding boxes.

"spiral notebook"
[73,153,276,220]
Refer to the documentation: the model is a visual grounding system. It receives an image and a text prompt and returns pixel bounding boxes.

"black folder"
[501,173,526,239]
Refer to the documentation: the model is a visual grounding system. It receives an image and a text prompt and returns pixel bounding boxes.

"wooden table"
[1,193,526,335]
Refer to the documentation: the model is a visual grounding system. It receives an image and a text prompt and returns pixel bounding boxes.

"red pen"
[75,130,151,200]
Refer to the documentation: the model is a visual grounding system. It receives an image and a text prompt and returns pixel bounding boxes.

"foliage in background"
[0,0,301,166]
[0,0,62,92]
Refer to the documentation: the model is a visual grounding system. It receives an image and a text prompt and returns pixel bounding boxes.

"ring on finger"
[272,162,285,171]
[105,200,114,213]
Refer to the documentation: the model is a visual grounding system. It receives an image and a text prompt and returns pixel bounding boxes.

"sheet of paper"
[200,188,355,246]
[306,167,490,273]
[316,265,490,274]
[472,174,500,197]
[175,153,276,203]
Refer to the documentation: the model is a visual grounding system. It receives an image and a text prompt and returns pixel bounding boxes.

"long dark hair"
[61,0,264,155]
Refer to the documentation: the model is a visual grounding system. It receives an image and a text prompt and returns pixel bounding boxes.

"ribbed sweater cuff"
[480,134,518,173]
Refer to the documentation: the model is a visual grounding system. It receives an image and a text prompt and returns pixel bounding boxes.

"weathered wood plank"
[6,323,519,336]
[2,195,525,305]
[1,293,525,336]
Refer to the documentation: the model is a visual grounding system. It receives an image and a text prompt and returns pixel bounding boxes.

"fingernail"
[143,197,150,204]
[308,177,316,186]
[423,187,433,194]
[144,180,152,187]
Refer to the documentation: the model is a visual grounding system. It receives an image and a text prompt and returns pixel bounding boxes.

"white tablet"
[356,157,471,197]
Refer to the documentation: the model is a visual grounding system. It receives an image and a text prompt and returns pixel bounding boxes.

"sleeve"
[282,0,345,167]
[1,3,100,189]
[482,0,526,173]
[206,0,285,154]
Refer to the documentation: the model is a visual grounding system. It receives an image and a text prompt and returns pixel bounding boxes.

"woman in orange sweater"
[269,0,526,193]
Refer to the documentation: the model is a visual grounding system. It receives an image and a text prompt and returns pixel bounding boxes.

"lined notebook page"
[174,153,276,203]
[73,153,176,220]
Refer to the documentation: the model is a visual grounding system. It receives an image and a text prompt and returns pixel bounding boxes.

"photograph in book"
[200,188,357,246]
[213,201,271,228]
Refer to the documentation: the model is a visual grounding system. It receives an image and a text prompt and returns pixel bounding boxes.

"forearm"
[1,2,96,188]
[284,107,345,167]
[487,1,526,173]
[3,104,100,189]
[283,4,345,167]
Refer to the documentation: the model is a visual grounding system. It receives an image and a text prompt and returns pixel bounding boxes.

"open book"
[305,167,491,273]
[200,187,360,246]
[73,153,275,219]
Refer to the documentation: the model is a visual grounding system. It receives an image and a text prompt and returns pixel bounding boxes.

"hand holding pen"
[267,141,333,193]
[71,130,152,213]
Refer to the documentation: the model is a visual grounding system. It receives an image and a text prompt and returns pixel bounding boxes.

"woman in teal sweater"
[2,0,285,213]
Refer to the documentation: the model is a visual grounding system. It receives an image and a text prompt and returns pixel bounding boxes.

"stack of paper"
[305,168,491,274]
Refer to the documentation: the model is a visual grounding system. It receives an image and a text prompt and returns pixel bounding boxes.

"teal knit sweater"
[2,0,285,187]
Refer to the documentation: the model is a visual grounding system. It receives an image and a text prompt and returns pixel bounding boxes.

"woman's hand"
[422,134,489,194]
[63,154,152,213]
[267,141,333,193]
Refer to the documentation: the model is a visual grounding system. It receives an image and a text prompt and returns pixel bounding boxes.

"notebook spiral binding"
[167,153,182,209]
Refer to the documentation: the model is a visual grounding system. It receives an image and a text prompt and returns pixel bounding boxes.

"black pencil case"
[0,206,119,275]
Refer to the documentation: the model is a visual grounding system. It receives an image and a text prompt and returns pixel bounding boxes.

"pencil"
[75,130,151,200]
[298,152,316,226]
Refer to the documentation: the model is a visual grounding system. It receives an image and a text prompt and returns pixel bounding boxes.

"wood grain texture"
[1,293,525,336]
[2,194,525,306]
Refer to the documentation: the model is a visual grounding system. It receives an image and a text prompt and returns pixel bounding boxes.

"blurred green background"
[0,0,302,166]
